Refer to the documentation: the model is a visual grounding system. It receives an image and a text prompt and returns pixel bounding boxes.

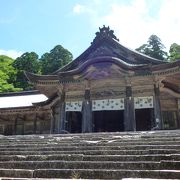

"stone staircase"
[0,130,179,179]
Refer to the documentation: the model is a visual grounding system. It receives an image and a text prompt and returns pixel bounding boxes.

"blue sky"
[0,0,180,59]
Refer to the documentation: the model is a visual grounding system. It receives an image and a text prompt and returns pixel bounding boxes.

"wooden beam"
[0,116,10,122]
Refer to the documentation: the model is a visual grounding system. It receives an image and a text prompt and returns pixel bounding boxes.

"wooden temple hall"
[0,26,180,135]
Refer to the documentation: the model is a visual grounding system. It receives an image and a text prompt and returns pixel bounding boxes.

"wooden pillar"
[124,86,136,131]
[82,89,92,133]
[50,110,55,134]
[177,99,180,129]
[58,92,66,133]
[150,109,155,129]
[22,116,25,135]
[38,115,44,134]
[154,84,163,129]
[39,120,42,134]
[33,114,37,134]
[14,116,18,135]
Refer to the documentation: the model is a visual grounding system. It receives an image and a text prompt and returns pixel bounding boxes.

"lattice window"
[65,101,83,112]
[134,96,153,109]
[92,98,124,111]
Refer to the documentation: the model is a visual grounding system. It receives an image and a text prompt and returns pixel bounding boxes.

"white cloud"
[0,49,23,59]
[73,4,85,14]
[100,0,155,49]
[72,0,180,51]
[73,4,95,14]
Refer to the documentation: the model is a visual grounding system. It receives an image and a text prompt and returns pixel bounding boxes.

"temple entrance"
[66,112,82,133]
[135,108,153,131]
[93,110,124,132]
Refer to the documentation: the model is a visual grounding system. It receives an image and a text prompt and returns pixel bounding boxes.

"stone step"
[32,133,180,139]
[0,145,179,152]
[83,154,180,162]
[0,154,179,162]
[0,169,179,179]
[0,141,179,148]
[3,133,180,137]
[2,132,180,141]
[0,133,180,143]
[0,160,179,170]
[0,140,179,148]
[33,169,180,179]
[0,149,178,156]
[0,154,84,161]
[0,130,179,179]
[0,144,177,150]
[0,178,63,180]
[1,138,180,145]
[0,169,33,178]
[0,177,178,180]
[123,179,180,180]
[0,139,179,146]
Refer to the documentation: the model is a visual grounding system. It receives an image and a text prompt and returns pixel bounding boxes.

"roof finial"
[92,25,119,44]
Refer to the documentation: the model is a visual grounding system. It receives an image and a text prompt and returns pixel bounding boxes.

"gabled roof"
[53,26,166,74]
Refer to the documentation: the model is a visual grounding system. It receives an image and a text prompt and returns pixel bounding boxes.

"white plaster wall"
[65,101,83,112]
[134,96,153,109]
[92,98,124,111]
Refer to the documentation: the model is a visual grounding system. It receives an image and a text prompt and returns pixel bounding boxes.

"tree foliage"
[13,52,40,90]
[0,55,22,92]
[136,35,168,61]
[40,45,73,74]
[0,44,73,92]
[168,43,180,62]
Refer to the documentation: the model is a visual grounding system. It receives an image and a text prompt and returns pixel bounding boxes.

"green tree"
[136,35,168,61]
[169,43,180,62]
[13,52,40,90]
[0,55,22,92]
[40,45,73,74]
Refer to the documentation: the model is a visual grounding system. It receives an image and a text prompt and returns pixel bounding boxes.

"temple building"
[0,26,180,135]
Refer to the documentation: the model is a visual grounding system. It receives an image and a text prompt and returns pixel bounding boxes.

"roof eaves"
[0,90,40,97]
